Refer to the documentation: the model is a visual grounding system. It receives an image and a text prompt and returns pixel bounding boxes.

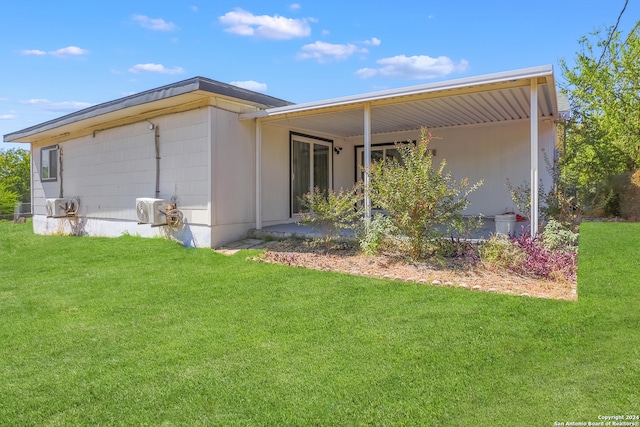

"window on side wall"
[41,145,58,181]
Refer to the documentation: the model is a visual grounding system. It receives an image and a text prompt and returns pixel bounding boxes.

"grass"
[0,220,638,426]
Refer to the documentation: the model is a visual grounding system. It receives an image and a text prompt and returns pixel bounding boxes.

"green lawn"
[0,220,638,426]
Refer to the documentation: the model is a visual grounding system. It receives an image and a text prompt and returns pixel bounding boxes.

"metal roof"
[240,65,561,138]
[4,76,292,143]
[4,66,562,144]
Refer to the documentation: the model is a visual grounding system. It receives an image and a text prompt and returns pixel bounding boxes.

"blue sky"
[1,0,638,149]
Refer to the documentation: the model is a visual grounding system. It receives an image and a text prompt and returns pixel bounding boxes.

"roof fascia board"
[4,76,292,143]
[239,65,554,121]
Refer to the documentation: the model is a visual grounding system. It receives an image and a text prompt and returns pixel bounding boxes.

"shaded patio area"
[248,216,530,242]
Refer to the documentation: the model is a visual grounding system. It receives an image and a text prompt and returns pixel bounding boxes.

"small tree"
[0,182,19,216]
[0,148,31,204]
[368,128,483,260]
[299,186,362,251]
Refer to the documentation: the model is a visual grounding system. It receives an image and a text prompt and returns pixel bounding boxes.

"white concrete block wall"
[30,107,213,246]
[49,108,210,224]
[209,107,260,246]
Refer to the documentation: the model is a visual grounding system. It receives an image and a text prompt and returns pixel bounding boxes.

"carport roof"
[240,65,562,138]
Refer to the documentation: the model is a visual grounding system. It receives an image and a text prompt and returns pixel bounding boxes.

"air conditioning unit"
[65,196,80,216]
[45,198,67,218]
[136,198,166,226]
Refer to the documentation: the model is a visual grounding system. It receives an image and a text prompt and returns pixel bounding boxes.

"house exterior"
[3,65,563,247]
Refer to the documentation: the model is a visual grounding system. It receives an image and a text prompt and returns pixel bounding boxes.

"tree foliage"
[0,148,30,215]
[0,148,30,202]
[559,19,640,215]
[561,21,640,169]
[368,128,482,260]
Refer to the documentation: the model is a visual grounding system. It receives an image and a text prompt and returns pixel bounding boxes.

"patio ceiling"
[240,65,559,138]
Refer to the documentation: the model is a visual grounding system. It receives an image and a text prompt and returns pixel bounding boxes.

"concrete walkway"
[247,217,530,242]
[219,216,530,255]
[214,238,267,256]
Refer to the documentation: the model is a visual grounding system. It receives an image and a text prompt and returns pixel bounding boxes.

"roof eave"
[4,76,293,143]
[240,65,555,121]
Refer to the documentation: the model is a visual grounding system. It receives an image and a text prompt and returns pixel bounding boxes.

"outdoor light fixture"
[334,146,343,155]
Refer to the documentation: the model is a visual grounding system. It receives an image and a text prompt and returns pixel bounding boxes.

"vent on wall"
[136,198,166,226]
[45,198,67,218]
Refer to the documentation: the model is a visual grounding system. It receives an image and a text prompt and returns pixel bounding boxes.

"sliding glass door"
[291,135,332,215]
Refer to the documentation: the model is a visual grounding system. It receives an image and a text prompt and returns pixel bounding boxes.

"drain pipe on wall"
[153,124,161,199]
[58,146,64,199]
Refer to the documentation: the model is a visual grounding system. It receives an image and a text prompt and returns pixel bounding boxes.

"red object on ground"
[503,211,528,222]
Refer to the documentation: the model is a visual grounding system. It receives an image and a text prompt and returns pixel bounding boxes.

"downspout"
[255,118,263,230]
[154,125,160,199]
[58,145,64,199]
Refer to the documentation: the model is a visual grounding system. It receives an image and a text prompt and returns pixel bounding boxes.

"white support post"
[255,119,263,230]
[530,79,539,237]
[363,103,372,222]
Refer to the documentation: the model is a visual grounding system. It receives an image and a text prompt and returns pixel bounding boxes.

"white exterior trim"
[240,65,554,121]
[363,103,372,221]
[256,118,263,230]
[530,79,539,236]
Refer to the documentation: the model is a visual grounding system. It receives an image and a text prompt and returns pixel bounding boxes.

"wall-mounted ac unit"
[136,198,166,226]
[65,196,80,216]
[45,198,67,218]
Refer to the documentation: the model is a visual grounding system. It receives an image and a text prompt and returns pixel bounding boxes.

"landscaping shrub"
[368,128,483,260]
[480,222,578,282]
[299,186,362,251]
[512,232,577,282]
[541,219,579,252]
[479,235,526,272]
[356,213,396,255]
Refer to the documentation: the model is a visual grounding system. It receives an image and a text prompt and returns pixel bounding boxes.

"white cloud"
[49,46,89,58]
[128,63,185,75]
[21,98,93,112]
[21,49,47,56]
[0,98,8,101]
[132,14,178,31]
[0,114,16,120]
[355,54,469,80]
[230,80,268,92]
[20,46,88,57]
[289,3,301,10]
[297,41,366,62]
[190,6,198,12]
[363,37,381,46]
[219,8,311,40]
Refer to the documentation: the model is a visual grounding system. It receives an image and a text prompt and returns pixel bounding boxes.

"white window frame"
[41,145,59,182]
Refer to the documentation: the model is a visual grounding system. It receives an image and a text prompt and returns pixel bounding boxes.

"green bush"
[0,182,19,216]
[541,219,579,252]
[478,235,526,271]
[299,186,362,251]
[356,213,396,255]
[368,128,483,260]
